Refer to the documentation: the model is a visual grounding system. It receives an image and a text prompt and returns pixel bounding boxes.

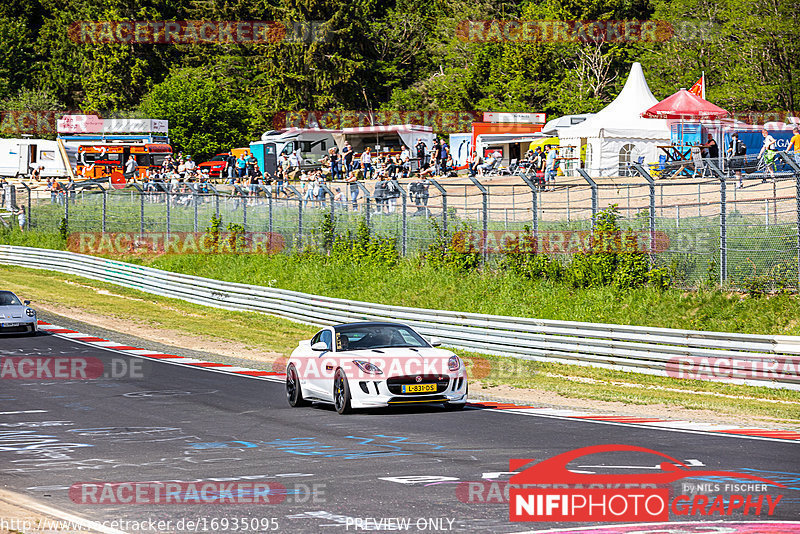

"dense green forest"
[1,0,797,159]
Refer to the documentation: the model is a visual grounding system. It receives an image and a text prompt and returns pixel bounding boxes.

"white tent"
[559,62,670,177]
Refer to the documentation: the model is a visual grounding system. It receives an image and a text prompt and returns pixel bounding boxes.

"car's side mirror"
[429,337,442,347]
[311,341,329,351]
[23,300,30,306]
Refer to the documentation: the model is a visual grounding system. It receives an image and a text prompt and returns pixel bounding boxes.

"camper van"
[0,138,76,179]
[250,129,338,176]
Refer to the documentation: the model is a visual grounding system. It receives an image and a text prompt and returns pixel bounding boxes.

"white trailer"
[0,138,76,179]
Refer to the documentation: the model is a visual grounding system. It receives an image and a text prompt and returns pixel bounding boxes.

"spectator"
[789,126,800,168]
[124,155,138,181]
[373,176,387,213]
[288,151,299,173]
[329,148,342,180]
[415,138,427,170]
[727,132,746,188]
[701,135,718,159]
[468,150,482,177]
[346,170,360,210]
[360,147,373,180]
[236,153,247,178]
[545,145,558,184]
[226,152,236,181]
[32,166,44,182]
[342,141,354,173]
[52,180,64,205]
[333,187,346,209]
[14,206,26,231]
[758,129,777,181]
[400,145,411,177]
[438,139,449,173]
[386,177,400,213]
[184,155,197,174]
[246,152,257,177]
[46,178,56,204]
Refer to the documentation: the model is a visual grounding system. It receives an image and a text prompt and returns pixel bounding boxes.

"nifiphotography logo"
[508,444,785,523]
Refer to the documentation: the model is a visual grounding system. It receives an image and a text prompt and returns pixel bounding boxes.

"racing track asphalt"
[1,327,799,534]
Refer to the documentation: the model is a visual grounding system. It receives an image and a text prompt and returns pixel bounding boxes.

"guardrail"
[2,245,799,390]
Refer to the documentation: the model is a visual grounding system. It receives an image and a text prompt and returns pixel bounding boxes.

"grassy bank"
[2,263,798,423]
[2,227,799,335]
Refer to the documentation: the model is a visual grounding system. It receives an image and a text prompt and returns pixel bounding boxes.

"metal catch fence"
[8,151,800,290]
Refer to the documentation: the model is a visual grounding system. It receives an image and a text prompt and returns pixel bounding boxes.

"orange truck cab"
[77,143,173,185]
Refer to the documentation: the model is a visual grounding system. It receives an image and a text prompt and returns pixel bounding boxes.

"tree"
[139,68,257,160]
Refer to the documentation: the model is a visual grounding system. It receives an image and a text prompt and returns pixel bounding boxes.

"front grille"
[387,395,447,404]
[0,325,33,334]
[386,374,450,395]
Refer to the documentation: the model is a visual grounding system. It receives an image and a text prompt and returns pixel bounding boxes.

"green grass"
[2,224,799,335]
[0,264,315,355]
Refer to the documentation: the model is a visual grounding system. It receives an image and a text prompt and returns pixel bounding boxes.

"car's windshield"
[335,324,429,351]
[209,155,228,162]
[0,292,21,306]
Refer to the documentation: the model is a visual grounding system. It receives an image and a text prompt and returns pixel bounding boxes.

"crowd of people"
[468,145,562,187]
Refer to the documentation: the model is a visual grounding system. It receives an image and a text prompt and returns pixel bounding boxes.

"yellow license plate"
[402,383,436,393]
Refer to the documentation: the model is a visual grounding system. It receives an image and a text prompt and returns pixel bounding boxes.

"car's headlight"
[353,360,383,375]
[448,355,461,372]
[26,309,35,317]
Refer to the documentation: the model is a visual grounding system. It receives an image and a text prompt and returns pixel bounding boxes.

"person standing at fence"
[415,138,427,170]
[236,154,247,178]
[727,132,747,188]
[545,145,558,185]
[14,206,26,231]
[346,170,359,210]
[124,155,137,182]
[758,129,777,182]
[342,141,353,174]
[790,126,800,167]
[360,147,373,180]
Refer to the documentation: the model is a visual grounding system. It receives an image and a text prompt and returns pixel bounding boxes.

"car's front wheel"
[286,364,309,407]
[333,368,352,415]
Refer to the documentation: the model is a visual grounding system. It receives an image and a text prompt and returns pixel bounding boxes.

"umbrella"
[641,88,729,120]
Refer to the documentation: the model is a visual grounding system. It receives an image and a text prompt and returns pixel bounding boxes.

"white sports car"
[0,291,37,335]
[286,322,468,414]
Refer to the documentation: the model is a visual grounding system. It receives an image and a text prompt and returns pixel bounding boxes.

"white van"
[0,138,76,179]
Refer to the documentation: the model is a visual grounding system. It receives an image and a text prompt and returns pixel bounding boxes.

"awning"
[341,124,433,135]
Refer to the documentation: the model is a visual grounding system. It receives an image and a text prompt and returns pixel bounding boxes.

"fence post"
[631,164,655,264]
[576,169,598,234]
[128,184,144,235]
[720,177,727,285]
[468,176,488,264]
[707,159,727,285]
[428,179,447,236]
[777,153,800,287]
[64,191,69,229]
[19,183,32,229]
[283,184,302,248]
[390,180,408,256]
[518,173,539,235]
[193,190,198,233]
[166,190,171,239]
[356,182,372,229]
[102,187,107,233]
